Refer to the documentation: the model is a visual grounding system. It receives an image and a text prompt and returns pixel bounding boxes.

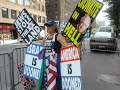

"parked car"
[90,26,117,51]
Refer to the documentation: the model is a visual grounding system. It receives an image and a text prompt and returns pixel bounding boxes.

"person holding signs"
[77,14,91,34]
[40,20,69,90]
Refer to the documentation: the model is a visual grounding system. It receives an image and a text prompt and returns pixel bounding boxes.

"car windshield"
[99,27,112,32]
[106,27,112,32]
[99,27,106,32]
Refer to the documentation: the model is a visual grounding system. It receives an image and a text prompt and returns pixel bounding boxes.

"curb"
[0,40,19,45]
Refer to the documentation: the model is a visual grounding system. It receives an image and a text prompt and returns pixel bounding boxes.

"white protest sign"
[60,45,82,90]
[23,43,45,80]
[14,8,42,44]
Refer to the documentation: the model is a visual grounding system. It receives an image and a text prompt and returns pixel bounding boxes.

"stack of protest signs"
[14,0,103,89]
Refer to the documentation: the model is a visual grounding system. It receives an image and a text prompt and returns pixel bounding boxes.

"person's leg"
[56,53,62,90]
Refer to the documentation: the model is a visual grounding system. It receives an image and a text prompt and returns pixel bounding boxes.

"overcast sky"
[96,0,110,25]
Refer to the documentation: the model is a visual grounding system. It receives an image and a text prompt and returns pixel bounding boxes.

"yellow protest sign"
[63,0,103,45]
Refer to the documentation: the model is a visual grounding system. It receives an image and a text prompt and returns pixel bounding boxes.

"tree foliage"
[104,0,120,28]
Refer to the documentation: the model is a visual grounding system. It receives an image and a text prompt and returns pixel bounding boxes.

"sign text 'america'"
[61,46,79,62]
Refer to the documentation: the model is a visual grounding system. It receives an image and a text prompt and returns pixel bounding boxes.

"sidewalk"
[0,39,19,45]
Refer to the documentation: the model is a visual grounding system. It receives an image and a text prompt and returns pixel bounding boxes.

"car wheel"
[111,46,117,51]
[90,47,94,51]
[113,47,117,51]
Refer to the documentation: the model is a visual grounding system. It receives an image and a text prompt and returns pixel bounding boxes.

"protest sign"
[17,64,37,90]
[14,8,42,44]
[63,0,103,45]
[23,43,45,81]
[60,45,82,90]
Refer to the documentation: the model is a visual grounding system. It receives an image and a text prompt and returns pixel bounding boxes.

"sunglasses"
[46,25,53,27]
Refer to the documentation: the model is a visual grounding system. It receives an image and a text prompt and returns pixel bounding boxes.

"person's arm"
[38,37,46,45]
[57,34,70,47]
[38,34,50,45]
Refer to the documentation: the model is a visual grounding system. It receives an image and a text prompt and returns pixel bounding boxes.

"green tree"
[104,0,120,28]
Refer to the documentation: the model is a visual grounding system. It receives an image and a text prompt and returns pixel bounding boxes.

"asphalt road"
[81,38,120,90]
[0,41,120,90]
[81,51,120,90]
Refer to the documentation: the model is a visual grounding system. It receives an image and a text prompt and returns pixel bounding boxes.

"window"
[18,0,23,5]
[38,16,41,23]
[2,8,8,18]
[38,4,40,11]
[42,16,45,23]
[32,2,36,9]
[33,15,37,22]
[42,5,44,12]
[9,0,16,3]
[2,7,8,18]
[55,4,57,7]
[41,0,44,3]
[25,0,30,7]
[11,10,17,19]
[55,16,58,19]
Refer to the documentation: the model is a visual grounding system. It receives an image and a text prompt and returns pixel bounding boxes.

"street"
[81,51,120,90]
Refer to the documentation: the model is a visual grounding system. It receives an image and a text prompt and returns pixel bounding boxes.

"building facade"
[0,0,46,40]
[46,0,79,24]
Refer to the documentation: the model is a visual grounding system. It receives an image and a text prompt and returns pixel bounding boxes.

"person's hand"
[39,34,50,45]
[76,43,80,48]
[26,42,31,46]
[43,34,50,41]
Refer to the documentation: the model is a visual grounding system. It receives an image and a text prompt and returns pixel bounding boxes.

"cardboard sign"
[63,0,103,45]
[14,8,42,44]
[60,46,82,90]
[23,43,45,80]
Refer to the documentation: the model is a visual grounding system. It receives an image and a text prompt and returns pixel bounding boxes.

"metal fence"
[81,37,120,54]
[0,47,26,90]
[0,53,12,90]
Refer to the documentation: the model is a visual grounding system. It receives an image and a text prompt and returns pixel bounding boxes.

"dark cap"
[44,20,57,26]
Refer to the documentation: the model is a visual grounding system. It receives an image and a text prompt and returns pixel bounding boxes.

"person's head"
[77,15,91,34]
[44,20,58,34]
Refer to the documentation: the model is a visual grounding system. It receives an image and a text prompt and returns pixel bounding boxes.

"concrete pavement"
[0,39,19,45]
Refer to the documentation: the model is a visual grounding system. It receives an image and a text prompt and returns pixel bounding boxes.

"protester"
[40,20,70,90]
[77,15,91,34]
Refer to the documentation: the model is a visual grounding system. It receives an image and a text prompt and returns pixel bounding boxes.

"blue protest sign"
[23,43,45,80]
